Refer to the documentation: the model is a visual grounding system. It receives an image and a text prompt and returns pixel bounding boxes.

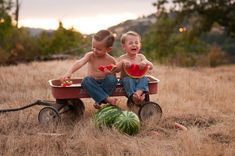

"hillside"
[23,27,54,36]
[109,14,156,37]
[0,61,234,155]
[23,14,156,37]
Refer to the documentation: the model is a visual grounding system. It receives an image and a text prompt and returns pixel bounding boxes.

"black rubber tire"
[67,99,85,117]
[38,106,60,125]
[138,101,162,123]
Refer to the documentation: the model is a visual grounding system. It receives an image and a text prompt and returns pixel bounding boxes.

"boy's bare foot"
[133,90,144,105]
[132,93,140,104]
[135,90,143,97]
[93,103,101,109]
[140,93,146,102]
[106,96,118,105]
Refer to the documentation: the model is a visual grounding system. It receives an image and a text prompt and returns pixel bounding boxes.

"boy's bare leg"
[140,93,146,102]
[93,97,117,109]
[93,102,101,109]
[132,93,140,104]
[133,90,145,104]
[105,96,118,105]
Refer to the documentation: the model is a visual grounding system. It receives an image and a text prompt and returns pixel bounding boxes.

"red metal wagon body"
[49,75,159,99]
[0,75,161,125]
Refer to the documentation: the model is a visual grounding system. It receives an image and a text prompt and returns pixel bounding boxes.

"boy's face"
[122,35,141,56]
[92,38,111,57]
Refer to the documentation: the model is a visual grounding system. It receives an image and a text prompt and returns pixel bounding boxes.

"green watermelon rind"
[113,111,140,135]
[95,109,121,124]
[94,104,122,127]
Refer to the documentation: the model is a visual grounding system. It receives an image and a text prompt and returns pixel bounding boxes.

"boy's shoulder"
[83,51,93,58]
[137,53,146,59]
[105,53,114,59]
[137,53,145,57]
[86,51,93,56]
[119,54,127,59]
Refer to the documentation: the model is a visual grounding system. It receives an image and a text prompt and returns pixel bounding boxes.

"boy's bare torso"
[87,52,116,79]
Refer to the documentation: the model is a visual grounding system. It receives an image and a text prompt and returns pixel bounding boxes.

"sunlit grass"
[0,60,234,155]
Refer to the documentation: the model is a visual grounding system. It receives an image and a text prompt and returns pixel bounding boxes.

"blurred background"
[0,0,235,67]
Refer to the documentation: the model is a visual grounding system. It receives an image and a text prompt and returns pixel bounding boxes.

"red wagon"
[0,75,162,125]
[47,75,162,123]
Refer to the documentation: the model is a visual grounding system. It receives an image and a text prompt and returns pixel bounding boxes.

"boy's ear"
[121,43,125,49]
[106,47,112,53]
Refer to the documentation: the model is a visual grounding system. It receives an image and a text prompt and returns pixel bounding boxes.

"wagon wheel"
[126,93,150,114]
[138,101,162,124]
[38,106,60,125]
[66,99,85,119]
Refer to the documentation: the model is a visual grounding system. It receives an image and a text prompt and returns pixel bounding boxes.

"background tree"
[154,0,235,37]
[37,21,90,57]
[142,0,235,66]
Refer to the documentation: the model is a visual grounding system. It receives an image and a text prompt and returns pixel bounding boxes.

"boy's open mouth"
[131,48,137,51]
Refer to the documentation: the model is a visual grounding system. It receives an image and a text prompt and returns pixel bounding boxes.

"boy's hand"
[60,73,71,83]
[139,60,153,70]
[123,60,131,68]
[139,61,147,70]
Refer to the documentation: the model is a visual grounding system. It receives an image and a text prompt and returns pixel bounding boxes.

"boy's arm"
[139,54,153,70]
[113,60,123,73]
[61,52,91,81]
[111,55,126,73]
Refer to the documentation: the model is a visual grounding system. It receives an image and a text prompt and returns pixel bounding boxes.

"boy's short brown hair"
[94,30,115,48]
[120,31,141,44]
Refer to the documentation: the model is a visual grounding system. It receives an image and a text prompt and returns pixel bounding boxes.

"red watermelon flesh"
[61,80,72,87]
[106,64,114,71]
[124,64,148,78]
[98,65,105,72]
[98,64,115,72]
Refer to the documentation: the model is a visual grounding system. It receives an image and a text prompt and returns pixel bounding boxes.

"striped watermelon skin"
[94,104,122,127]
[113,111,140,135]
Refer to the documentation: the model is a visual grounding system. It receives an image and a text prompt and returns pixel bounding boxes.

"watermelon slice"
[61,80,72,87]
[98,65,105,72]
[98,64,116,72]
[124,64,148,78]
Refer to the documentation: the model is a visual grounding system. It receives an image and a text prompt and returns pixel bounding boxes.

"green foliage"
[0,19,90,64]
[0,13,14,49]
[37,21,89,56]
[154,0,235,37]
[142,0,235,66]
[142,13,208,66]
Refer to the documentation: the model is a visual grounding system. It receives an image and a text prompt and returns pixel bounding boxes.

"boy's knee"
[122,76,132,83]
[81,76,93,86]
[106,74,118,84]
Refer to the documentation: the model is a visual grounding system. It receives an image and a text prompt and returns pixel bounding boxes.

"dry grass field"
[0,60,234,156]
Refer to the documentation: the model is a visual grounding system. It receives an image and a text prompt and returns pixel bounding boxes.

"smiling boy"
[60,30,118,109]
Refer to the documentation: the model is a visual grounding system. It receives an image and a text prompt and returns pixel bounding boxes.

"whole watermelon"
[113,111,140,135]
[94,104,122,127]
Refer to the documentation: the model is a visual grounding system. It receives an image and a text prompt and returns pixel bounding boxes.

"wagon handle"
[0,100,55,113]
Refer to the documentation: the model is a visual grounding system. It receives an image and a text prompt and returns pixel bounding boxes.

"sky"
[18,0,156,34]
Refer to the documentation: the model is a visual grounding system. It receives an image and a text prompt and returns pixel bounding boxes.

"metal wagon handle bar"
[0,100,55,113]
